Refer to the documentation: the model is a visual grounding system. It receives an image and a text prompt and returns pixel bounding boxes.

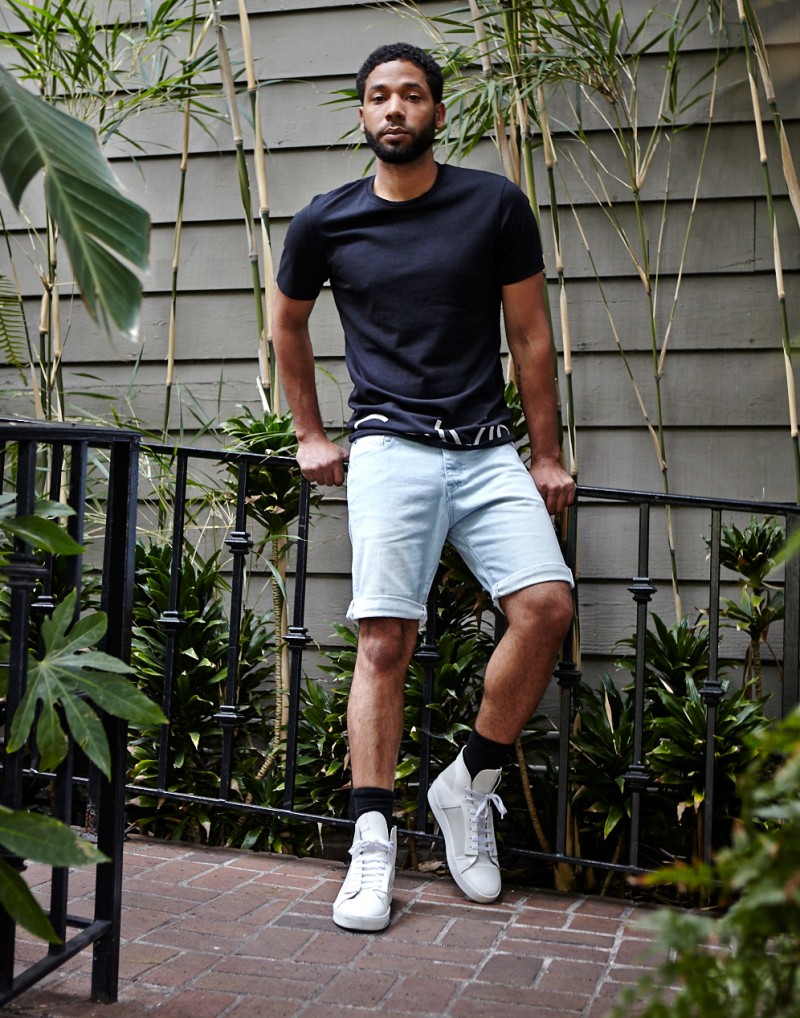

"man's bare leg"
[475,581,573,743]
[332,616,418,932]
[428,580,573,903]
[348,616,419,790]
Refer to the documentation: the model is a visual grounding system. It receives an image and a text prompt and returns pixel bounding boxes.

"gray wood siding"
[1,0,798,675]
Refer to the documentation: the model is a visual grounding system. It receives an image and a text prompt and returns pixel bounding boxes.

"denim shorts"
[346,435,574,623]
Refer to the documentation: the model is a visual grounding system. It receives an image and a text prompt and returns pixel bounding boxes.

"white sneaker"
[427,748,507,903]
[332,812,397,932]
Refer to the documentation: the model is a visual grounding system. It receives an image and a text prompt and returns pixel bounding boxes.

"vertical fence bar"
[415,579,440,832]
[49,440,89,949]
[701,509,724,864]
[48,737,75,953]
[0,439,39,992]
[157,450,189,791]
[217,460,252,800]
[91,435,140,1003]
[283,475,312,811]
[30,441,63,619]
[625,503,655,870]
[64,441,88,604]
[554,498,581,858]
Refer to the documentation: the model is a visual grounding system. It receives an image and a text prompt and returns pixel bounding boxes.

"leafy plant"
[616,614,722,703]
[0,807,106,943]
[0,63,149,339]
[219,409,319,777]
[573,610,768,887]
[615,705,800,1018]
[715,515,786,697]
[127,540,276,847]
[571,675,637,855]
[0,506,164,943]
[219,409,308,540]
[648,679,768,860]
[3,589,164,777]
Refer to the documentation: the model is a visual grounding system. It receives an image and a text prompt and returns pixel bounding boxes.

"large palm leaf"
[0,65,149,338]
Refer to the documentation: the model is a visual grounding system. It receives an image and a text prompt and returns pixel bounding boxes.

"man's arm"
[502,272,575,515]
[273,285,348,486]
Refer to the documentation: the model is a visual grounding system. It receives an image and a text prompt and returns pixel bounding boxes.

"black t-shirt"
[276,163,544,447]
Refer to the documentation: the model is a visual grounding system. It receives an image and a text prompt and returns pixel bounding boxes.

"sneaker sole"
[428,783,501,904]
[332,905,391,932]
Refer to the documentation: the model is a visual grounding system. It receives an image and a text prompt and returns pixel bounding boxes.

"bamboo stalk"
[163,10,214,439]
[742,0,800,230]
[214,0,266,399]
[737,0,800,502]
[467,0,517,180]
[237,0,276,411]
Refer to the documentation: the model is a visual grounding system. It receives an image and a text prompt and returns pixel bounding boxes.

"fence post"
[91,434,140,1003]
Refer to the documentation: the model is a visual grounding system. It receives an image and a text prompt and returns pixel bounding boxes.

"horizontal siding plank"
[6,271,797,365]
[575,426,796,501]
[6,116,798,238]
[32,347,783,433]
[6,195,797,300]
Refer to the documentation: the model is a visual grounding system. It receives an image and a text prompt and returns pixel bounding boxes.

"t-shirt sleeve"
[276,203,329,300]
[497,181,545,285]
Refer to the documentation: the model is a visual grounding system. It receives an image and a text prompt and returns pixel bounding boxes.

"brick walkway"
[8,837,665,1017]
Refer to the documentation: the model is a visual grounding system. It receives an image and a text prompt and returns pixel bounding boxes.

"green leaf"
[0,515,83,555]
[64,667,169,725]
[0,64,149,338]
[0,856,59,943]
[7,590,166,776]
[0,806,106,867]
[0,273,27,379]
[59,692,111,777]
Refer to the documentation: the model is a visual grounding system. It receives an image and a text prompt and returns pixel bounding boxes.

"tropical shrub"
[615,706,800,1018]
[715,515,786,698]
[127,540,277,847]
[571,612,770,892]
[0,503,164,942]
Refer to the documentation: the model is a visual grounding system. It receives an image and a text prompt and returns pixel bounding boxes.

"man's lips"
[381,127,411,139]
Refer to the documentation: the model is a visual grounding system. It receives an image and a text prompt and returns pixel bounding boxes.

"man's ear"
[435,102,446,131]
[358,107,365,134]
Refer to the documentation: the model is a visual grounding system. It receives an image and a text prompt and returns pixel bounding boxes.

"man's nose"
[385,95,405,119]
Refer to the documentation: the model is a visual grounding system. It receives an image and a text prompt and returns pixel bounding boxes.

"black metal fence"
[1,419,798,1005]
[0,419,140,1006]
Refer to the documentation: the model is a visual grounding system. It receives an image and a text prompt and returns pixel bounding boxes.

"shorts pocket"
[349,434,397,460]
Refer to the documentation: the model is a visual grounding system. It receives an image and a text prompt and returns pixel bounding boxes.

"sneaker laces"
[349,837,394,891]
[465,786,507,854]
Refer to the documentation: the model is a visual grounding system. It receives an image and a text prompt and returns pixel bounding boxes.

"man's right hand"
[296,435,349,487]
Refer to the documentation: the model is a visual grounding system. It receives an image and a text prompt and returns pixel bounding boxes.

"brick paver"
[5,837,666,1017]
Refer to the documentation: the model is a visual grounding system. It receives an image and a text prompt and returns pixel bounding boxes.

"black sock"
[350,786,395,832]
[462,728,513,779]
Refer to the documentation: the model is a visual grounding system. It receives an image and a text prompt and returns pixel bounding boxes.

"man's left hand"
[530,458,577,516]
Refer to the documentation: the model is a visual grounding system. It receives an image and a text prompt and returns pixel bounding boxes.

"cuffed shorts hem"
[346,595,427,624]
[490,564,575,609]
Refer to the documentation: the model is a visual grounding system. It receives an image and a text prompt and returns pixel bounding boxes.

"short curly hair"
[356,43,444,104]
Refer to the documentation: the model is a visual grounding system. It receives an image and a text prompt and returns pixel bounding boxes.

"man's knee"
[356,617,418,674]
[503,582,574,643]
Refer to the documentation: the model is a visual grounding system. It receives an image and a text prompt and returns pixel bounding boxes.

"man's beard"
[363,116,437,164]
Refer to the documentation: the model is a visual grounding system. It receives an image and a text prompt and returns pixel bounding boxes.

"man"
[273,42,575,933]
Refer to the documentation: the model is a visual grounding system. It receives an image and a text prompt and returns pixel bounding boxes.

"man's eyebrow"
[367,79,427,93]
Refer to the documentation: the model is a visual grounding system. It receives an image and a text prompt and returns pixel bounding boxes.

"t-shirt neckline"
[367,163,444,207]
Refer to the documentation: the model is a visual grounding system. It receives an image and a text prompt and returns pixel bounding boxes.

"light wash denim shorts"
[345,435,574,623]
